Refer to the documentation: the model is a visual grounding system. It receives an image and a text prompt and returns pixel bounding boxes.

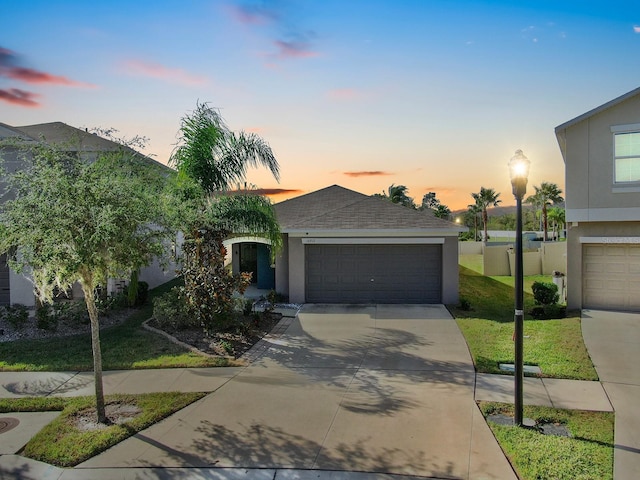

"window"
[614,131,640,183]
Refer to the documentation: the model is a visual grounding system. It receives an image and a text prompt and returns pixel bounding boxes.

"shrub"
[35,304,58,331]
[532,281,559,305]
[135,281,149,306]
[152,288,194,331]
[1,304,29,329]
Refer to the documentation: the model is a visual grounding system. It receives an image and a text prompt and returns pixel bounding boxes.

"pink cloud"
[634,25,640,33]
[272,39,319,59]
[3,67,95,87]
[0,88,40,107]
[121,59,208,86]
[344,171,393,178]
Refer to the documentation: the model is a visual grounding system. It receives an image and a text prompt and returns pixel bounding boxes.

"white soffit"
[302,237,445,245]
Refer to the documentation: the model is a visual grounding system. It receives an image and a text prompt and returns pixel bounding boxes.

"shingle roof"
[15,122,173,172]
[275,185,465,233]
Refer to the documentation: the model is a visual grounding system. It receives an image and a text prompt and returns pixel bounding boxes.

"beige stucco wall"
[540,242,567,275]
[566,221,640,309]
[442,236,460,304]
[459,242,484,255]
[287,236,306,304]
[484,245,511,276]
[274,234,289,298]
[563,95,640,220]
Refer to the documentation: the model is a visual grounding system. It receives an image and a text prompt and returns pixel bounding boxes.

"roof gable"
[555,87,640,133]
[275,185,463,232]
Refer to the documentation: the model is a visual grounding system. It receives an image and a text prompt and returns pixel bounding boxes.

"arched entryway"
[225,237,275,290]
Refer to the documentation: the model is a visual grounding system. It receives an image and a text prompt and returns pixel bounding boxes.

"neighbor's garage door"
[583,244,640,312]
[305,244,442,304]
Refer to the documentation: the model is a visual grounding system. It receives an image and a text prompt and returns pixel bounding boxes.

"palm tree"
[471,187,501,242]
[385,184,415,208]
[526,182,563,241]
[169,103,282,327]
[547,206,565,241]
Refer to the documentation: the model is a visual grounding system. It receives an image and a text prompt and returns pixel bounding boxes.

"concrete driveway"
[581,309,640,479]
[79,304,515,479]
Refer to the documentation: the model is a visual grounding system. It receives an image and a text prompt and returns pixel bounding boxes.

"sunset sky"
[2,0,640,210]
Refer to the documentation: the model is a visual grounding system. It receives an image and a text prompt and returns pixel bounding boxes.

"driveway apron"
[79,304,515,479]
[581,309,640,479]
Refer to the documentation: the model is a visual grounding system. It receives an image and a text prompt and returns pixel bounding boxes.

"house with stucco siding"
[555,87,640,312]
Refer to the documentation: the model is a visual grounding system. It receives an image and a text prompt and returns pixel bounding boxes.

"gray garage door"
[583,244,640,312]
[305,244,442,304]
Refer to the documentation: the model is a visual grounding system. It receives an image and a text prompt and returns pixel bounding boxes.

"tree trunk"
[80,273,107,424]
[542,205,548,242]
[482,208,488,242]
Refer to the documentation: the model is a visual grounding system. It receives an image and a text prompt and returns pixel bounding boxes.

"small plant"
[458,297,471,311]
[219,339,234,355]
[532,281,559,305]
[1,304,29,329]
[152,288,193,330]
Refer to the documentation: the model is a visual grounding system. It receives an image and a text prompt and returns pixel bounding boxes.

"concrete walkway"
[0,305,628,479]
[581,309,640,480]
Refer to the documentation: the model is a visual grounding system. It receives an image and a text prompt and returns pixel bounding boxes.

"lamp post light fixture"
[509,149,530,427]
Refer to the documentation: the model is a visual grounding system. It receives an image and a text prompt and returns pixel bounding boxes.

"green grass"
[478,402,614,480]
[0,279,229,371]
[452,266,597,380]
[1,392,205,467]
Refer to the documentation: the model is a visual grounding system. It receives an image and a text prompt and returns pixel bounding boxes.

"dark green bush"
[152,288,193,330]
[532,281,559,305]
[35,305,58,331]
[1,304,29,329]
[458,297,472,311]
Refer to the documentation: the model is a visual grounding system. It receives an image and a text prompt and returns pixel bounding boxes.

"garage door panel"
[583,244,640,312]
[305,244,442,304]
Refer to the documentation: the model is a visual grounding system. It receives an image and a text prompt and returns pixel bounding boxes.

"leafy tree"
[0,141,167,423]
[464,203,482,241]
[526,182,563,241]
[421,191,440,210]
[547,206,565,240]
[471,187,501,242]
[168,103,282,330]
[433,204,451,219]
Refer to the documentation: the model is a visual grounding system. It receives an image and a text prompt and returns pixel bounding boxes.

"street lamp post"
[509,149,530,426]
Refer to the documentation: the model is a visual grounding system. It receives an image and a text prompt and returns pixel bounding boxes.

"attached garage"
[273,186,465,305]
[305,244,442,304]
[583,244,640,312]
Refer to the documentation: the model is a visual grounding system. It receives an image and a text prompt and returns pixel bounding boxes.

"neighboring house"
[555,87,640,312]
[229,185,466,304]
[0,122,177,307]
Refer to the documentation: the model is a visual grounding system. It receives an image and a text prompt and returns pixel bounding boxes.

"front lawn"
[0,393,205,467]
[0,279,229,371]
[452,266,597,380]
[479,402,614,480]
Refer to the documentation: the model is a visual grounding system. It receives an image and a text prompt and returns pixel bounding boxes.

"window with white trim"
[614,130,640,183]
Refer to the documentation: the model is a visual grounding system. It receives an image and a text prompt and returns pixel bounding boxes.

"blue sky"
[2,0,639,209]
